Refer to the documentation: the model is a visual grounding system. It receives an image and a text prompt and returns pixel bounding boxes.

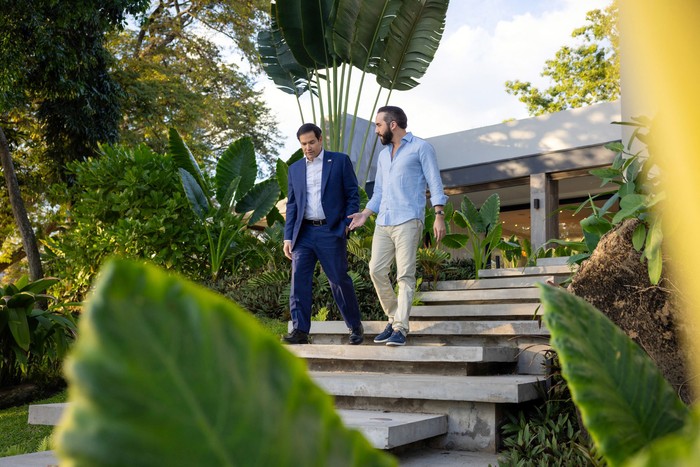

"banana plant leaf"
[54,259,396,467]
[539,284,689,466]
[258,9,311,96]
[479,193,501,230]
[215,137,257,205]
[376,0,449,91]
[625,407,700,466]
[274,0,318,68]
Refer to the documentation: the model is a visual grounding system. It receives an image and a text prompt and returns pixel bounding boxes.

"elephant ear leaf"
[54,259,396,467]
[179,169,210,220]
[216,137,257,204]
[539,284,690,467]
[169,128,207,193]
[236,179,281,226]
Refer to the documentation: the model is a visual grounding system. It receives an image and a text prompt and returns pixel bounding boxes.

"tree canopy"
[505,1,619,116]
[108,0,281,170]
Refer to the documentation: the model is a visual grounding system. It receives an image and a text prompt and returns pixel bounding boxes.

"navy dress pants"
[289,224,362,333]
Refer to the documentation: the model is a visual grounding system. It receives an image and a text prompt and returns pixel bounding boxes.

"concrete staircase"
[23,260,575,463]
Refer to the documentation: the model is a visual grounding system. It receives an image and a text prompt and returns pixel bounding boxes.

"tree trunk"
[0,125,43,280]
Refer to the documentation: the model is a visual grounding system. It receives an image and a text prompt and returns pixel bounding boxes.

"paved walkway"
[0,449,500,466]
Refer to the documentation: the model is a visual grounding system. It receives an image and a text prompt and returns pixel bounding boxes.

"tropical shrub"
[54,258,396,466]
[551,120,664,284]
[44,144,209,302]
[442,193,518,278]
[539,284,693,466]
[169,129,283,280]
[499,352,603,466]
[0,276,76,387]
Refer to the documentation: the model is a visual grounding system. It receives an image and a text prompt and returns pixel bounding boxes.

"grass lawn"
[0,389,67,458]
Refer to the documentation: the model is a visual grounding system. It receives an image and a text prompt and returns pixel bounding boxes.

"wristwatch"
[435,210,445,216]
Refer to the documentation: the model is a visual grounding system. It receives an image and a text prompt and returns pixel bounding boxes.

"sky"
[255,0,612,158]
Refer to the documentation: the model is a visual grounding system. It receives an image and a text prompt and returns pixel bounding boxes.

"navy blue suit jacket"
[284,150,360,249]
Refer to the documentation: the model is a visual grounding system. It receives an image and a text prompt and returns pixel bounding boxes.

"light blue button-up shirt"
[366,132,448,226]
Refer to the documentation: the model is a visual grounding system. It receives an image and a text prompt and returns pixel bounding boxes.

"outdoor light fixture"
[533,198,540,209]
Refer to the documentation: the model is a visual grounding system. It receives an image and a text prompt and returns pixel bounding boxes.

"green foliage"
[443,193,512,279]
[258,0,450,182]
[169,129,282,280]
[43,144,209,302]
[0,276,76,387]
[552,120,663,283]
[539,284,690,466]
[499,351,603,467]
[54,259,396,467]
[505,1,619,116]
[416,247,451,289]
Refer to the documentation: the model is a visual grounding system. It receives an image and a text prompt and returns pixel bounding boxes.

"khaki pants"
[369,219,423,334]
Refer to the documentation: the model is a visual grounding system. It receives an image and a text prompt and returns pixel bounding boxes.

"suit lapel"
[321,151,332,196]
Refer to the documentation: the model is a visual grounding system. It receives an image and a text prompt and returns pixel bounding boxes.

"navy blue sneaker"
[386,330,406,346]
[373,323,394,343]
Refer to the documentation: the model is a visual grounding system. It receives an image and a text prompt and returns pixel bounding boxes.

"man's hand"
[348,210,371,230]
[283,240,293,260]
[433,214,446,242]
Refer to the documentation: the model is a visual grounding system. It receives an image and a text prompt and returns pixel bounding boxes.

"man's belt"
[303,219,327,226]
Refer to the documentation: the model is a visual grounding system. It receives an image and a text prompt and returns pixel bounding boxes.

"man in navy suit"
[282,123,364,345]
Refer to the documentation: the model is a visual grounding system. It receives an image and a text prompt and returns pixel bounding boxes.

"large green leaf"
[7,307,30,352]
[300,0,336,66]
[276,158,289,198]
[479,193,501,229]
[236,178,282,226]
[178,169,210,221]
[19,277,60,294]
[625,407,700,466]
[54,259,396,467]
[274,0,318,68]
[215,137,257,204]
[376,0,449,91]
[257,9,311,96]
[460,196,485,233]
[539,285,690,466]
[168,128,207,193]
[441,233,468,249]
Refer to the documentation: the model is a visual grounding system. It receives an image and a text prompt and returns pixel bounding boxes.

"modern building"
[364,100,623,251]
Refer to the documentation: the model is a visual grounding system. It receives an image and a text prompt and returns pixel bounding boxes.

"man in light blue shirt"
[348,106,448,346]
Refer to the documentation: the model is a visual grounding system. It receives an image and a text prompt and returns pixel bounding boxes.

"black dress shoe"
[348,324,364,345]
[282,329,310,344]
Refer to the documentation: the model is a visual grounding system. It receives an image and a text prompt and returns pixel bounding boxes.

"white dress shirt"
[304,150,325,220]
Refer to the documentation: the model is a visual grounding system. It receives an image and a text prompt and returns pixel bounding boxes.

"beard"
[379,127,393,145]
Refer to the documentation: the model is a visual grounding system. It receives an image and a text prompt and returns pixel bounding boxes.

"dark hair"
[296,123,322,140]
[377,106,407,129]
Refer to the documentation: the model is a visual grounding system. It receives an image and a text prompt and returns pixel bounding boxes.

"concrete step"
[27,403,445,451]
[338,409,447,449]
[418,287,541,303]
[0,451,58,467]
[289,344,518,363]
[477,264,575,278]
[311,372,543,404]
[430,275,553,291]
[411,303,541,319]
[536,257,571,266]
[300,320,548,337]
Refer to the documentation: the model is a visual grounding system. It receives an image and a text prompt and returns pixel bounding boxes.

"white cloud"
[259,0,613,156]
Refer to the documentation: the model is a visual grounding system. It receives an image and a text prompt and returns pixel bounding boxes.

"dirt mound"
[568,218,694,404]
